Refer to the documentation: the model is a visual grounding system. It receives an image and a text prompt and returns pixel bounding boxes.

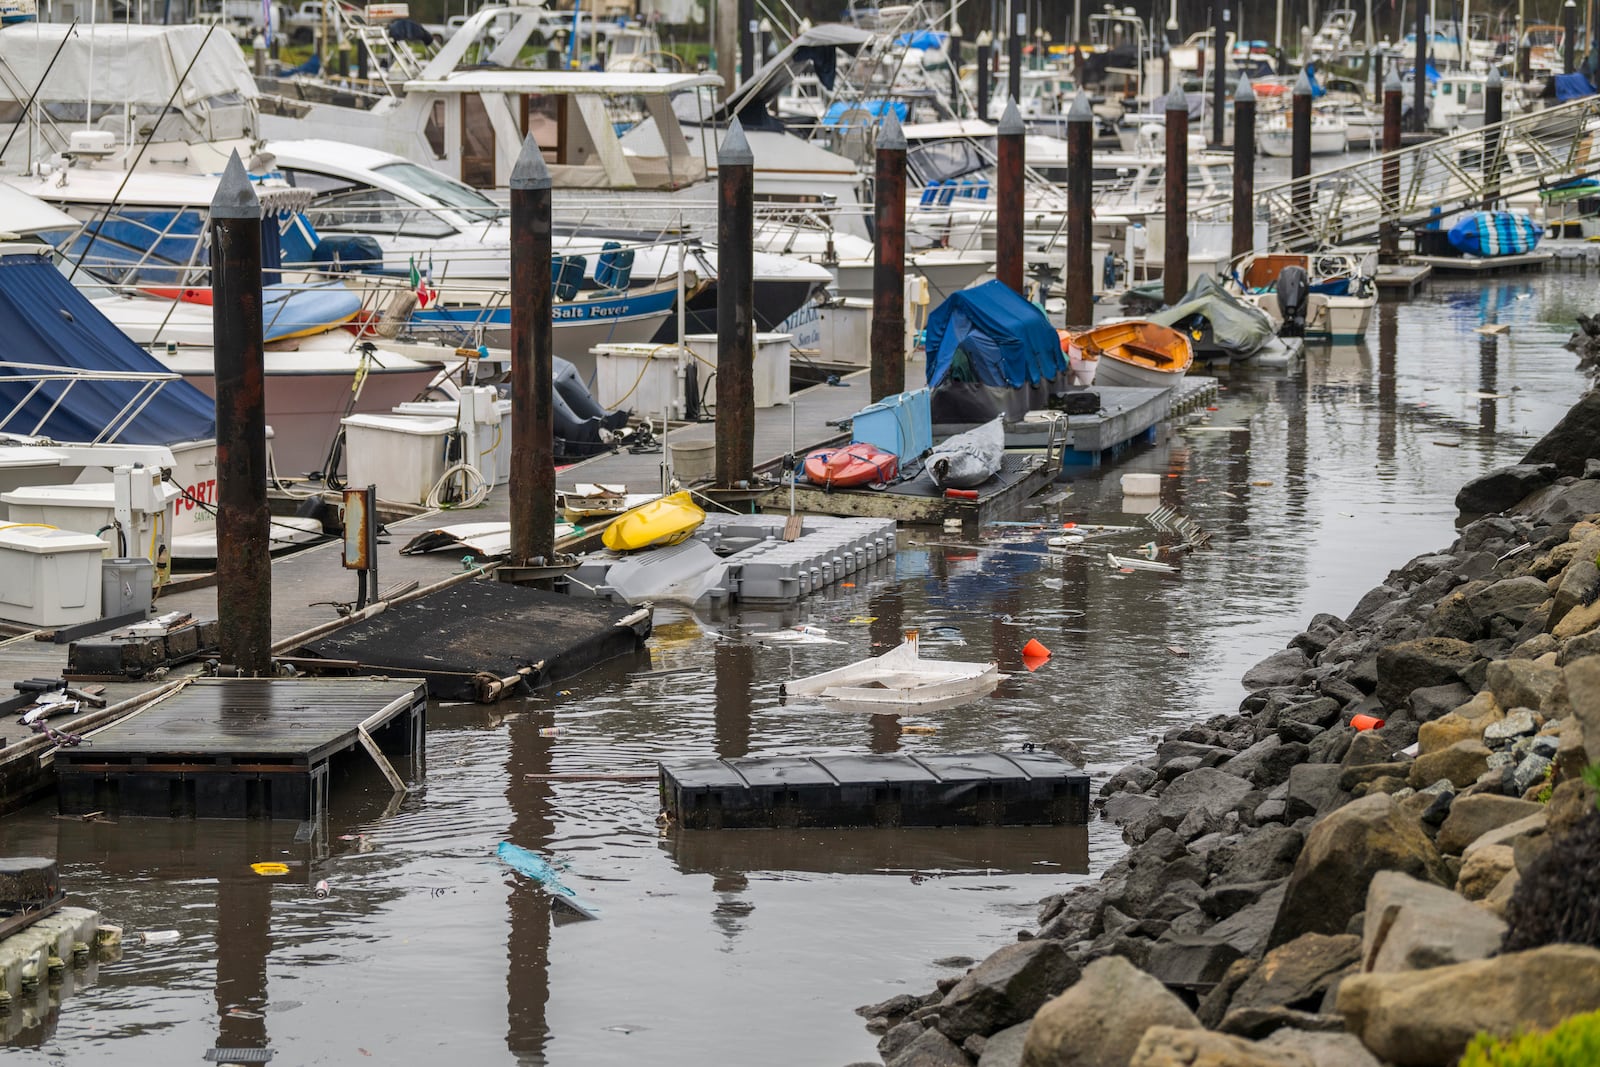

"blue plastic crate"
[850,387,932,461]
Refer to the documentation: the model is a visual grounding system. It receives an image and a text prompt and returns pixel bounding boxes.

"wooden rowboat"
[1065,321,1193,390]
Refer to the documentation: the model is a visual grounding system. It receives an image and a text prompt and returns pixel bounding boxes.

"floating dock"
[1408,251,1552,274]
[663,824,1090,876]
[1374,261,1432,297]
[761,451,1059,525]
[292,580,652,701]
[53,678,427,820]
[660,751,1091,830]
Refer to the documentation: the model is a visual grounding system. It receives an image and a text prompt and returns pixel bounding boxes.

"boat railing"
[0,360,183,445]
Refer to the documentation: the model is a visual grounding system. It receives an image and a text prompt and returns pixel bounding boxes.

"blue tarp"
[821,99,908,126]
[893,30,946,50]
[0,252,216,445]
[924,279,1066,390]
[1555,72,1597,101]
[1447,211,1544,257]
[1304,64,1328,97]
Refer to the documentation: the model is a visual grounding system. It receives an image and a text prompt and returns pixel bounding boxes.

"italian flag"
[409,256,436,308]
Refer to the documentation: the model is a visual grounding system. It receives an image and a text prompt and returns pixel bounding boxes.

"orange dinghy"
[803,443,899,489]
[1065,321,1194,390]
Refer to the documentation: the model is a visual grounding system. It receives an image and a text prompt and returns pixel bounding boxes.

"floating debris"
[1106,553,1177,573]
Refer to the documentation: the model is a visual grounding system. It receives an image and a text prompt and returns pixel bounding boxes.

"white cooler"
[0,479,179,562]
[683,333,792,407]
[341,413,455,505]
[591,343,690,419]
[391,396,512,486]
[0,526,106,627]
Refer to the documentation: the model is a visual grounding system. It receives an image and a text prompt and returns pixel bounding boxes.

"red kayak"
[803,443,899,489]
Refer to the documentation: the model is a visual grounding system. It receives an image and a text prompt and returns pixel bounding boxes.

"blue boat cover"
[894,30,946,50]
[821,99,908,127]
[1447,211,1544,257]
[0,252,215,445]
[1555,73,1597,101]
[924,279,1067,390]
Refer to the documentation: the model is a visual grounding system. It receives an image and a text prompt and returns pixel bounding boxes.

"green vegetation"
[1502,807,1600,953]
[1460,1009,1600,1067]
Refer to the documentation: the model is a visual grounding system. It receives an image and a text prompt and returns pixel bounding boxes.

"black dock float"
[53,678,427,820]
[290,580,653,702]
[664,825,1090,876]
[660,751,1090,830]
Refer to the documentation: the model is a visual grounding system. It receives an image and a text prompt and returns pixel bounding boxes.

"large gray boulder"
[1021,956,1199,1067]
[1338,945,1600,1065]
[1486,659,1560,715]
[1436,794,1545,854]
[1360,870,1507,973]
[1551,559,1600,630]
[888,1025,973,1067]
[1269,794,1451,948]
[937,939,1078,1044]
[977,1023,1029,1067]
[1520,478,1600,525]
[1153,768,1254,832]
[1219,932,1362,1032]
[1375,638,1479,710]
[1522,389,1600,477]
[1242,648,1312,691]
[1455,463,1557,515]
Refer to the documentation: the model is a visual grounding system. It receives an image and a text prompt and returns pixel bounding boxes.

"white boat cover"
[0,24,258,109]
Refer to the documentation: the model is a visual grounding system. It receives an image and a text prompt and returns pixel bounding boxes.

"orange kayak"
[803,443,899,489]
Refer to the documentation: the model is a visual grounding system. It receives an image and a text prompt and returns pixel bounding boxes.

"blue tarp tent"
[925,279,1066,390]
[1555,73,1597,101]
[0,251,216,445]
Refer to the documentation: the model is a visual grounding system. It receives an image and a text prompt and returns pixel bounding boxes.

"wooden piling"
[1210,0,1226,147]
[976,32,993,120]
[996,98,1025,296]
[1291,71,1312,246]
[1380,65,1402,262]
[1566,0,1578,74]
[739,0,756,82]
[209,151,271,677]
[949,24,963,116]
[1007,0,1023,110]
[716,119,756,485]
[1413,0,1428,131]
[1231,75,1255,262]
[1163,83,1189,307]
[871,109,907,403]
[1064,91,1093,328]
[1483,67,1503,209]
[509,134,555,566]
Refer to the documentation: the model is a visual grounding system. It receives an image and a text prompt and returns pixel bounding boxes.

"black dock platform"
[54,678,426,820]
[660,751,1090,830]
[291,579,653,702]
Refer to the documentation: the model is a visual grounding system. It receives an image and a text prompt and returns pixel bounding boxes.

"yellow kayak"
[601,491,705,552]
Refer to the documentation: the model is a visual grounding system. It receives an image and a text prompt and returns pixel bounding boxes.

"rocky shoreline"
[853,391,1600,1067]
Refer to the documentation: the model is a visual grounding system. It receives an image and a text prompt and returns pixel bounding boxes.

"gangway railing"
[1190,94,1600,249]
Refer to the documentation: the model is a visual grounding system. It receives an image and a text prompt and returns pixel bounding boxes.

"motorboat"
[786,631,1006,707]
[600,490,704,552]
[1258,110,1348,156]
[1065,321,1193,389]
[1232,250,1377,344]
[927,418,1004,490]
[802,442,898,489]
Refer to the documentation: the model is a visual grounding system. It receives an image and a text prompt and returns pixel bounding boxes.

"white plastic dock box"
[341,414,455,505]
[591,343,690,418]
[0,526,106,627]
[391,397,512,486]
[684,333,792,407]
[0,480,179,562]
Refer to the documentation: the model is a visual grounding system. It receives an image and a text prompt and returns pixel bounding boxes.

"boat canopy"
[0,24,257,109]
[0,183,73,236]
[710,22,875,129]
[924,279,1067,390]
[0,249,215,445]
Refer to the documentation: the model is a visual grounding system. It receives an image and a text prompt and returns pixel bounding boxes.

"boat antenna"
[67,22,221,284]
[0,19,81,163]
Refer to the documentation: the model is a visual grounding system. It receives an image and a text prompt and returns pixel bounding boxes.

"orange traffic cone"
[1022,638,1051,660]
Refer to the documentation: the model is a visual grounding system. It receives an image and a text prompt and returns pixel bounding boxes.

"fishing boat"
[786,632,1006,707]
[927,419,1004,490]
[600,491,704,552]
[802,442,898,490]
[1064,321,1192,389]
[1258,110,1348,157]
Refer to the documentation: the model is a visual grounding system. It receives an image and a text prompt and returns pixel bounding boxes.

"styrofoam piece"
[1120,472,1162,495]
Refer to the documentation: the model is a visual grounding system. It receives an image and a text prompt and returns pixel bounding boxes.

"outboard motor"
[1275,266,1309,338]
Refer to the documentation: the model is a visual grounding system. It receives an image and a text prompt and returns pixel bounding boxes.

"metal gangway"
[1192,94,1600,249]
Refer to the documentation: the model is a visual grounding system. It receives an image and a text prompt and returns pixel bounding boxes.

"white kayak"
[927,418,1005,489]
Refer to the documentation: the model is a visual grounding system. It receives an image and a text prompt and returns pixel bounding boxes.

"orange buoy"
[1021,638,1051,660]
[1350,713,1385,731]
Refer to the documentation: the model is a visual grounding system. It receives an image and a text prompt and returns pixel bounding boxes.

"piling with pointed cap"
[1381,63,1403,261]
[210,150,272,677]
[975,31,993,120]
[996,97,1026,296]
[1232,75,1256,261]
[1565,0,1578,74]
[1291,70,1313,245]
[870,108,908,403]
[1413,0,1428,131]
[1211,0,1227,146]
[716,118,756,485]
[1064,90,1094,327]
[508,133,555,567]
[1482,67,1504,209]
[1163,83,1189,307]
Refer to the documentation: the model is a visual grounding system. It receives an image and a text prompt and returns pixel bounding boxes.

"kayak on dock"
[601,490,705,552]
[802,442,899,489]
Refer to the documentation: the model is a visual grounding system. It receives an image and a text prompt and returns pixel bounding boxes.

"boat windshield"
[373,162,507,221]
[906,138,991,185]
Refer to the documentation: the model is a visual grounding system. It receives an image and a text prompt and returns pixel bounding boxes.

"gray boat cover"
[1149,275,1275,357]
[927,418,1004,489]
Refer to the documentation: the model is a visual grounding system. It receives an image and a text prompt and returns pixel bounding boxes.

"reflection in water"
[1376,301,1398,468]
[712,641,754,760]
[505,718,552,1065]
[1480,334,1499,434]
[214,873,271,1054]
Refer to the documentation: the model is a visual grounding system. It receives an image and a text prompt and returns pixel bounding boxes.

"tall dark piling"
[949,24,963,116]
[1380,65,1402,261]
[1565,0,1578,74]
[1064,91,1093,327]
[356,38,368,81]
[996,97,1025,296]
[871,109,907,403]
[739,0,756,82]
[1163,82,1189,307]
[1007,0,1023,110]
[1483,67,1503,209]
[1210,1,1226,146]
[716,119,756,484]
[976,32,992,119]
[1413,0,1427,131]
[509,134,555,565]
[1231,74,1255,262]
[210,151,271,676]
[1292,71,1312,245]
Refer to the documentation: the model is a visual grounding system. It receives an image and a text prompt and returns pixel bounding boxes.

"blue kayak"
[1447,212,1543,258]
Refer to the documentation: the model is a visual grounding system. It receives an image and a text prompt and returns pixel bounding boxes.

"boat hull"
[1307,294,1376,342]
[1259,128,1347,157]
[1092,356,1188,389]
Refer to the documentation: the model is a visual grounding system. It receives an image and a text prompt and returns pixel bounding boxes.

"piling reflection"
[712,640,754,760]
[1376,301,1398,468]
[1479,334,1499,434]
[504,716,552,1064]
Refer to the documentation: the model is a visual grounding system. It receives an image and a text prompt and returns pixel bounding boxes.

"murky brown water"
[1,270,1592,1064]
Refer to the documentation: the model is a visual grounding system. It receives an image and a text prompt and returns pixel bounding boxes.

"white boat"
[786,632,1006,707]
[1233,250,1377,344]
[1258,110,1348,157]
